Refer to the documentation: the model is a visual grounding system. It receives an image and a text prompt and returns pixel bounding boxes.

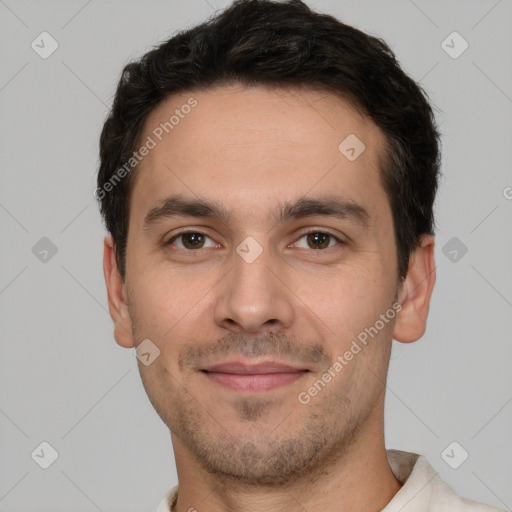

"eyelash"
[165,229,344,251]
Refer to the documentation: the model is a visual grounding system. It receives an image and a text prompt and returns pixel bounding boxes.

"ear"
[393,234,436,343]
[103,235,135,348]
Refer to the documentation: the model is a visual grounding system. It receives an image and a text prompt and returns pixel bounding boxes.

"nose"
[214,244,295,334]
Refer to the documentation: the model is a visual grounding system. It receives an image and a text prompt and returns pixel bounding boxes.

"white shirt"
[154,449,505,511]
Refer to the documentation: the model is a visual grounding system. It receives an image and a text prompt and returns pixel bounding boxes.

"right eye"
[166,231,219,250]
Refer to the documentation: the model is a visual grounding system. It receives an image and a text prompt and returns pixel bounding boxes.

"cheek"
[128,272,217,376]
[304,276,397,380]
[292,262,392,328]
[129,268,209,331]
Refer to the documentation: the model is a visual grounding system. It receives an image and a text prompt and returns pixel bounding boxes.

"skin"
[103,84,436,512]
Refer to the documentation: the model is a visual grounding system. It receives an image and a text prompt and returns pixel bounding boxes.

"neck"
[170,406,402,512]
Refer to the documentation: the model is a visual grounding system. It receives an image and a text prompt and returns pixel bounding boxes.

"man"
[97,1,504,510]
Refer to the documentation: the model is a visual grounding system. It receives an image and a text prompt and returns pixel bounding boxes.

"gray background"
[1,0,511,510]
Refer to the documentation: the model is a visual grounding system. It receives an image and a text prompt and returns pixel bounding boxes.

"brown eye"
[167,232,216,250]
[306,232,331,249]
[294,231,341,250]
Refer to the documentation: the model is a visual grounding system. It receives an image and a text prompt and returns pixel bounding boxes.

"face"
[107,84,426,486]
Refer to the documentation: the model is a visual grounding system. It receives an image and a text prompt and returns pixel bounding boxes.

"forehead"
[129,84,390,230]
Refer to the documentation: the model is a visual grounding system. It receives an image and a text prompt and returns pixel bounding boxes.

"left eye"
[293,231,341,250]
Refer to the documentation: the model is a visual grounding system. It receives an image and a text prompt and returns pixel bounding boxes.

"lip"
[203,360,305,374]
[201,360,309,392]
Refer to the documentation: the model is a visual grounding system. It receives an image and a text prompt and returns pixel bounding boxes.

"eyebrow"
[142,194,370,231]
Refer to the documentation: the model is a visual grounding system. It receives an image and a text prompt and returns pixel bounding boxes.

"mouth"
[200,360,310,392]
